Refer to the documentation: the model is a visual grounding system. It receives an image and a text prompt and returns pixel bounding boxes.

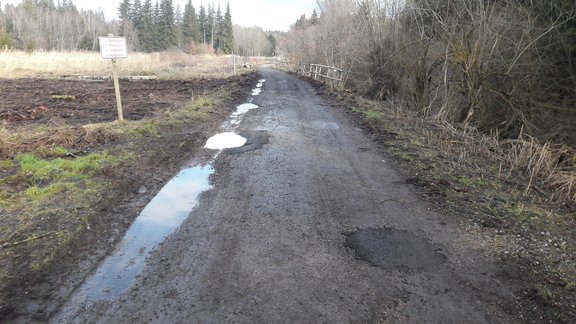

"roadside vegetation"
[279,0,575,321]
[313,84,576,321]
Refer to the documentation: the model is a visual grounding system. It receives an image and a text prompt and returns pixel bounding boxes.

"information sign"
[99,37,128,60]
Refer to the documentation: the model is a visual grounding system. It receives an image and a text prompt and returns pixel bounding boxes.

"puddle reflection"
[79,165,213,301]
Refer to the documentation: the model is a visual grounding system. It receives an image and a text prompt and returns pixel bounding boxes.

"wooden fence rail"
[274,59,345,88]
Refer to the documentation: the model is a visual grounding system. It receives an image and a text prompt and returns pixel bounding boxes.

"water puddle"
[77,165,213,301]
[233,103,259,115]
[204,132,247,150]
[229,102,259,126]
[64,79,260,308]
[252,88,262,96]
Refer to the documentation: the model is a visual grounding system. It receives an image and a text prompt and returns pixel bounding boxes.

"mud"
[0,78,227,127]
[1,72,260,322]
[52,67,530,323]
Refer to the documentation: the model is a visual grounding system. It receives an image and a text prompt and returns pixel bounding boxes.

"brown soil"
[0,78,229,126]
[0,72,259,321]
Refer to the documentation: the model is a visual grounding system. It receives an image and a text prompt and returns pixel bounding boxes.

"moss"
[0,160,13,170]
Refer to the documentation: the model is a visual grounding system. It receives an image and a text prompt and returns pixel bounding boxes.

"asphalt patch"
[225,130,270,154]
[344,228,447,272]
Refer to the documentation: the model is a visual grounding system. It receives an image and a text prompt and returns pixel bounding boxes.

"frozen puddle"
[76,165,213,301]
[252,88,262,96]
[204,132,247,150]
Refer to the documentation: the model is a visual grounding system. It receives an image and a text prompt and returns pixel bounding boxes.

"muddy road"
[54,67,523,323]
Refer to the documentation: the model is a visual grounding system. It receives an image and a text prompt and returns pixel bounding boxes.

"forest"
[0,0,276,56]
[281,0,576,149]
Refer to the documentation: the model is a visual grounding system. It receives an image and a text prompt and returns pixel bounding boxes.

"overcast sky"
[2,0,316,31]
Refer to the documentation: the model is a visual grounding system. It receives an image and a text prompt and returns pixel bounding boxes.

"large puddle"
[77,165,213,301]
[68,79,263,305]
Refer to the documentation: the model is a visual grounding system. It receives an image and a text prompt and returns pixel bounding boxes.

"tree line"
[0,0,109,51]
[118,0,234,54]
[0,0,240,55]
[280,0,576,147]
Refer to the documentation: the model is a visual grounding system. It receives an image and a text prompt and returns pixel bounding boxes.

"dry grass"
[0,50,248,79]
[436,122,576,204]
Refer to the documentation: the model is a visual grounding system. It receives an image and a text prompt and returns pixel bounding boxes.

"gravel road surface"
[54,67,521,323]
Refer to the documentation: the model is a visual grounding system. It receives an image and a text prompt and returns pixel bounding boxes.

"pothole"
[344,228,447,272]
[204,132,247,150]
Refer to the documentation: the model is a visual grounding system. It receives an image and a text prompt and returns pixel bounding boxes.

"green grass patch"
[16,151,123,185]
[364,110,384,119]
[0,159,13,170]
[131,121,159,137]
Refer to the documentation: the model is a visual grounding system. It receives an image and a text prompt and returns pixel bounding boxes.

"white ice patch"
[252,88,262,96]
[233,103,259,115]
[204,132,247,150]
[258,79,266,83]
[256,82,263,88]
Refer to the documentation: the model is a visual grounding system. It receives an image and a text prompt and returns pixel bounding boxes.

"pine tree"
[310,9,319,25]
[131,0,142,49]
[182,0,200,46]
[118,0,131,36]
[198,5,206,44]
[206,4,215,45]
[139,0,154,52]
[220,3,234,54]
[174,3,182,49]
[158,0,176,49]
[214,5,222,51]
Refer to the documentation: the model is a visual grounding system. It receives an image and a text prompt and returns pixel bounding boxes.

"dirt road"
[54,67,523,323]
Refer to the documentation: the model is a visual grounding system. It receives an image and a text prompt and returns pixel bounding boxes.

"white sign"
[99,36,128,60]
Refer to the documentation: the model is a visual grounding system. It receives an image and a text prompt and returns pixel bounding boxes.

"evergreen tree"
[206,4,215,45]
[310,9,319,25]
[174,3,182,49]
[131,0,142,49]
[158,0,176,49]
[214,5,222,51]
[220,3,234,54]
[198,5,206,44]
[182,0,200,46]
[118,0,131,36]
[139,0,155,52]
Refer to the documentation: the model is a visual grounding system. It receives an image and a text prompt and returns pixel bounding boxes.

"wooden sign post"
[99,35,128,122]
